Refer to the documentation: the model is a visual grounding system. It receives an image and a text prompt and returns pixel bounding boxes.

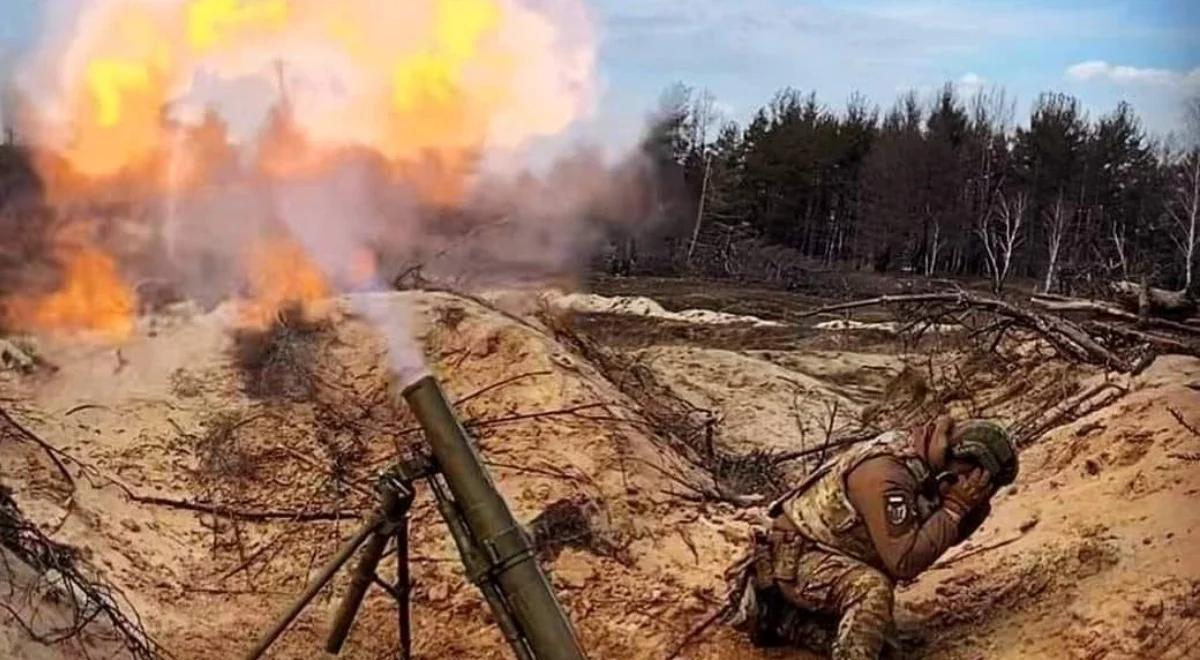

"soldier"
[729,416,1018,659]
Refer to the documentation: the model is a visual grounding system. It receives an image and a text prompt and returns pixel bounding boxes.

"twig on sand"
[0,406,77,531]
[120,495,360,522]
[64,404,111,417]
[768,431,877,465]
[1168,407,1200,439]
[664,602,732,660]
[453,370,552,406]
[930,534,1024,571]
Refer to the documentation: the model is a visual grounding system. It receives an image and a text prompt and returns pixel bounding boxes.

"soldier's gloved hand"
[942,468,991,518]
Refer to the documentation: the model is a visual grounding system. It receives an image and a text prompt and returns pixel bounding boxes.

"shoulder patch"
[885,494,911,526]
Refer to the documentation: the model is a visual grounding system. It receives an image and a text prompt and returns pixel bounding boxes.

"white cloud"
[1066,60,1200,88]
[956,72,986,93]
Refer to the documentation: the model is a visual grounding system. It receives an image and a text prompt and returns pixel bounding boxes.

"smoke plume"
[1,0,661,382]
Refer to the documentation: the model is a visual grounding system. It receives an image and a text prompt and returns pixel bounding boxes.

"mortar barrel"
[401,375,587,660]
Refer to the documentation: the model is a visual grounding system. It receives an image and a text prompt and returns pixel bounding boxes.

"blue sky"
[585,0,1199,140]
[2,0,1198,145]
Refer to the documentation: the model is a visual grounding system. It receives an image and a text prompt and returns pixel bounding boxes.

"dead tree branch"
[663,601,730,660]
[1016,381,1129,443]
[118,495,360,522]
[1,486,167,660]
[769,431,878,465]
[1031,296,1200,336]
[1083,322,1200,358]
[453,370,553,407]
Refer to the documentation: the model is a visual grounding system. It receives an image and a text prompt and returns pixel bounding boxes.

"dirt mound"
[2,287,1198,660]
[899,355,1200,659]
[0,291,745,659]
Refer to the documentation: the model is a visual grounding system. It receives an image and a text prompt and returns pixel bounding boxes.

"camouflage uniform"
[729,421,1012,658]
[763,431,941,660]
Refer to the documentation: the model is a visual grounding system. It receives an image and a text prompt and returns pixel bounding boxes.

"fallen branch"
[467,403,615,430]
[1016,381,1128,444]
[930,533,1024,571]
[769,430,878,465]
[483,459,594,486]
[663,602,731,660]
[453,370,552,407]
[121,495,360,522]
[1110,281,1196,316]
[1083,322,1200,357]
[0,407,76,492]
[1032,296,1200,336]
[0,406,77,532]
[797,293,972,319]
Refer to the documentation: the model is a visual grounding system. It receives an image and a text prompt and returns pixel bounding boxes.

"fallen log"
[1110,281,1196,317]
[813,319,961,335]
[1083,322,1200,358]
[1031,296,1200,336]
[1015,381,1128,444]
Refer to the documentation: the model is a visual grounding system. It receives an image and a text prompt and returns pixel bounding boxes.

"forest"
[639,83,1200,297]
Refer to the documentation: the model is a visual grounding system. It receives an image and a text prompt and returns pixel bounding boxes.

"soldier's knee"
[841,569,894,616]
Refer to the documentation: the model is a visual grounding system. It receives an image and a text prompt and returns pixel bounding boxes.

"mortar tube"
[400,375,587,660]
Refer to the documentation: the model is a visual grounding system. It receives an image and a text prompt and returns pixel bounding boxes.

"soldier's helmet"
[949,420,1019,487]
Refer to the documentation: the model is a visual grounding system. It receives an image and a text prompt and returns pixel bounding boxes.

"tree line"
[641,83,1200,295]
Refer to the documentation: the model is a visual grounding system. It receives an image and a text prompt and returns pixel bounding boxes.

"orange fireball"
[3,246,138,341]
[238,236,331,329]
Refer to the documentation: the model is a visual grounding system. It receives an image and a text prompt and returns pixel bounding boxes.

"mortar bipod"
[244,456,434,660]
[324,458,430,657]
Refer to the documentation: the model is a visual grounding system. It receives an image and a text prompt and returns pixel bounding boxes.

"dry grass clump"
[232,304,333,401]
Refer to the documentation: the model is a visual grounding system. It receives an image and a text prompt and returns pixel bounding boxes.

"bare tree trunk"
[924,220,941,276]
[686,153,713,265]
[1110,220,1130,282]
[1042,194,1068,293]
[978,192,1027,293]
[1167,151,1200,292]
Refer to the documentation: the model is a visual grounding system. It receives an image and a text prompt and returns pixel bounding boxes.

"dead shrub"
[529,494,629,564]
[192,410,262,486]
[232,304,332,401]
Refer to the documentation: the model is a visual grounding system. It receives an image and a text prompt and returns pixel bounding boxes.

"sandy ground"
[2,286,1198,659]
